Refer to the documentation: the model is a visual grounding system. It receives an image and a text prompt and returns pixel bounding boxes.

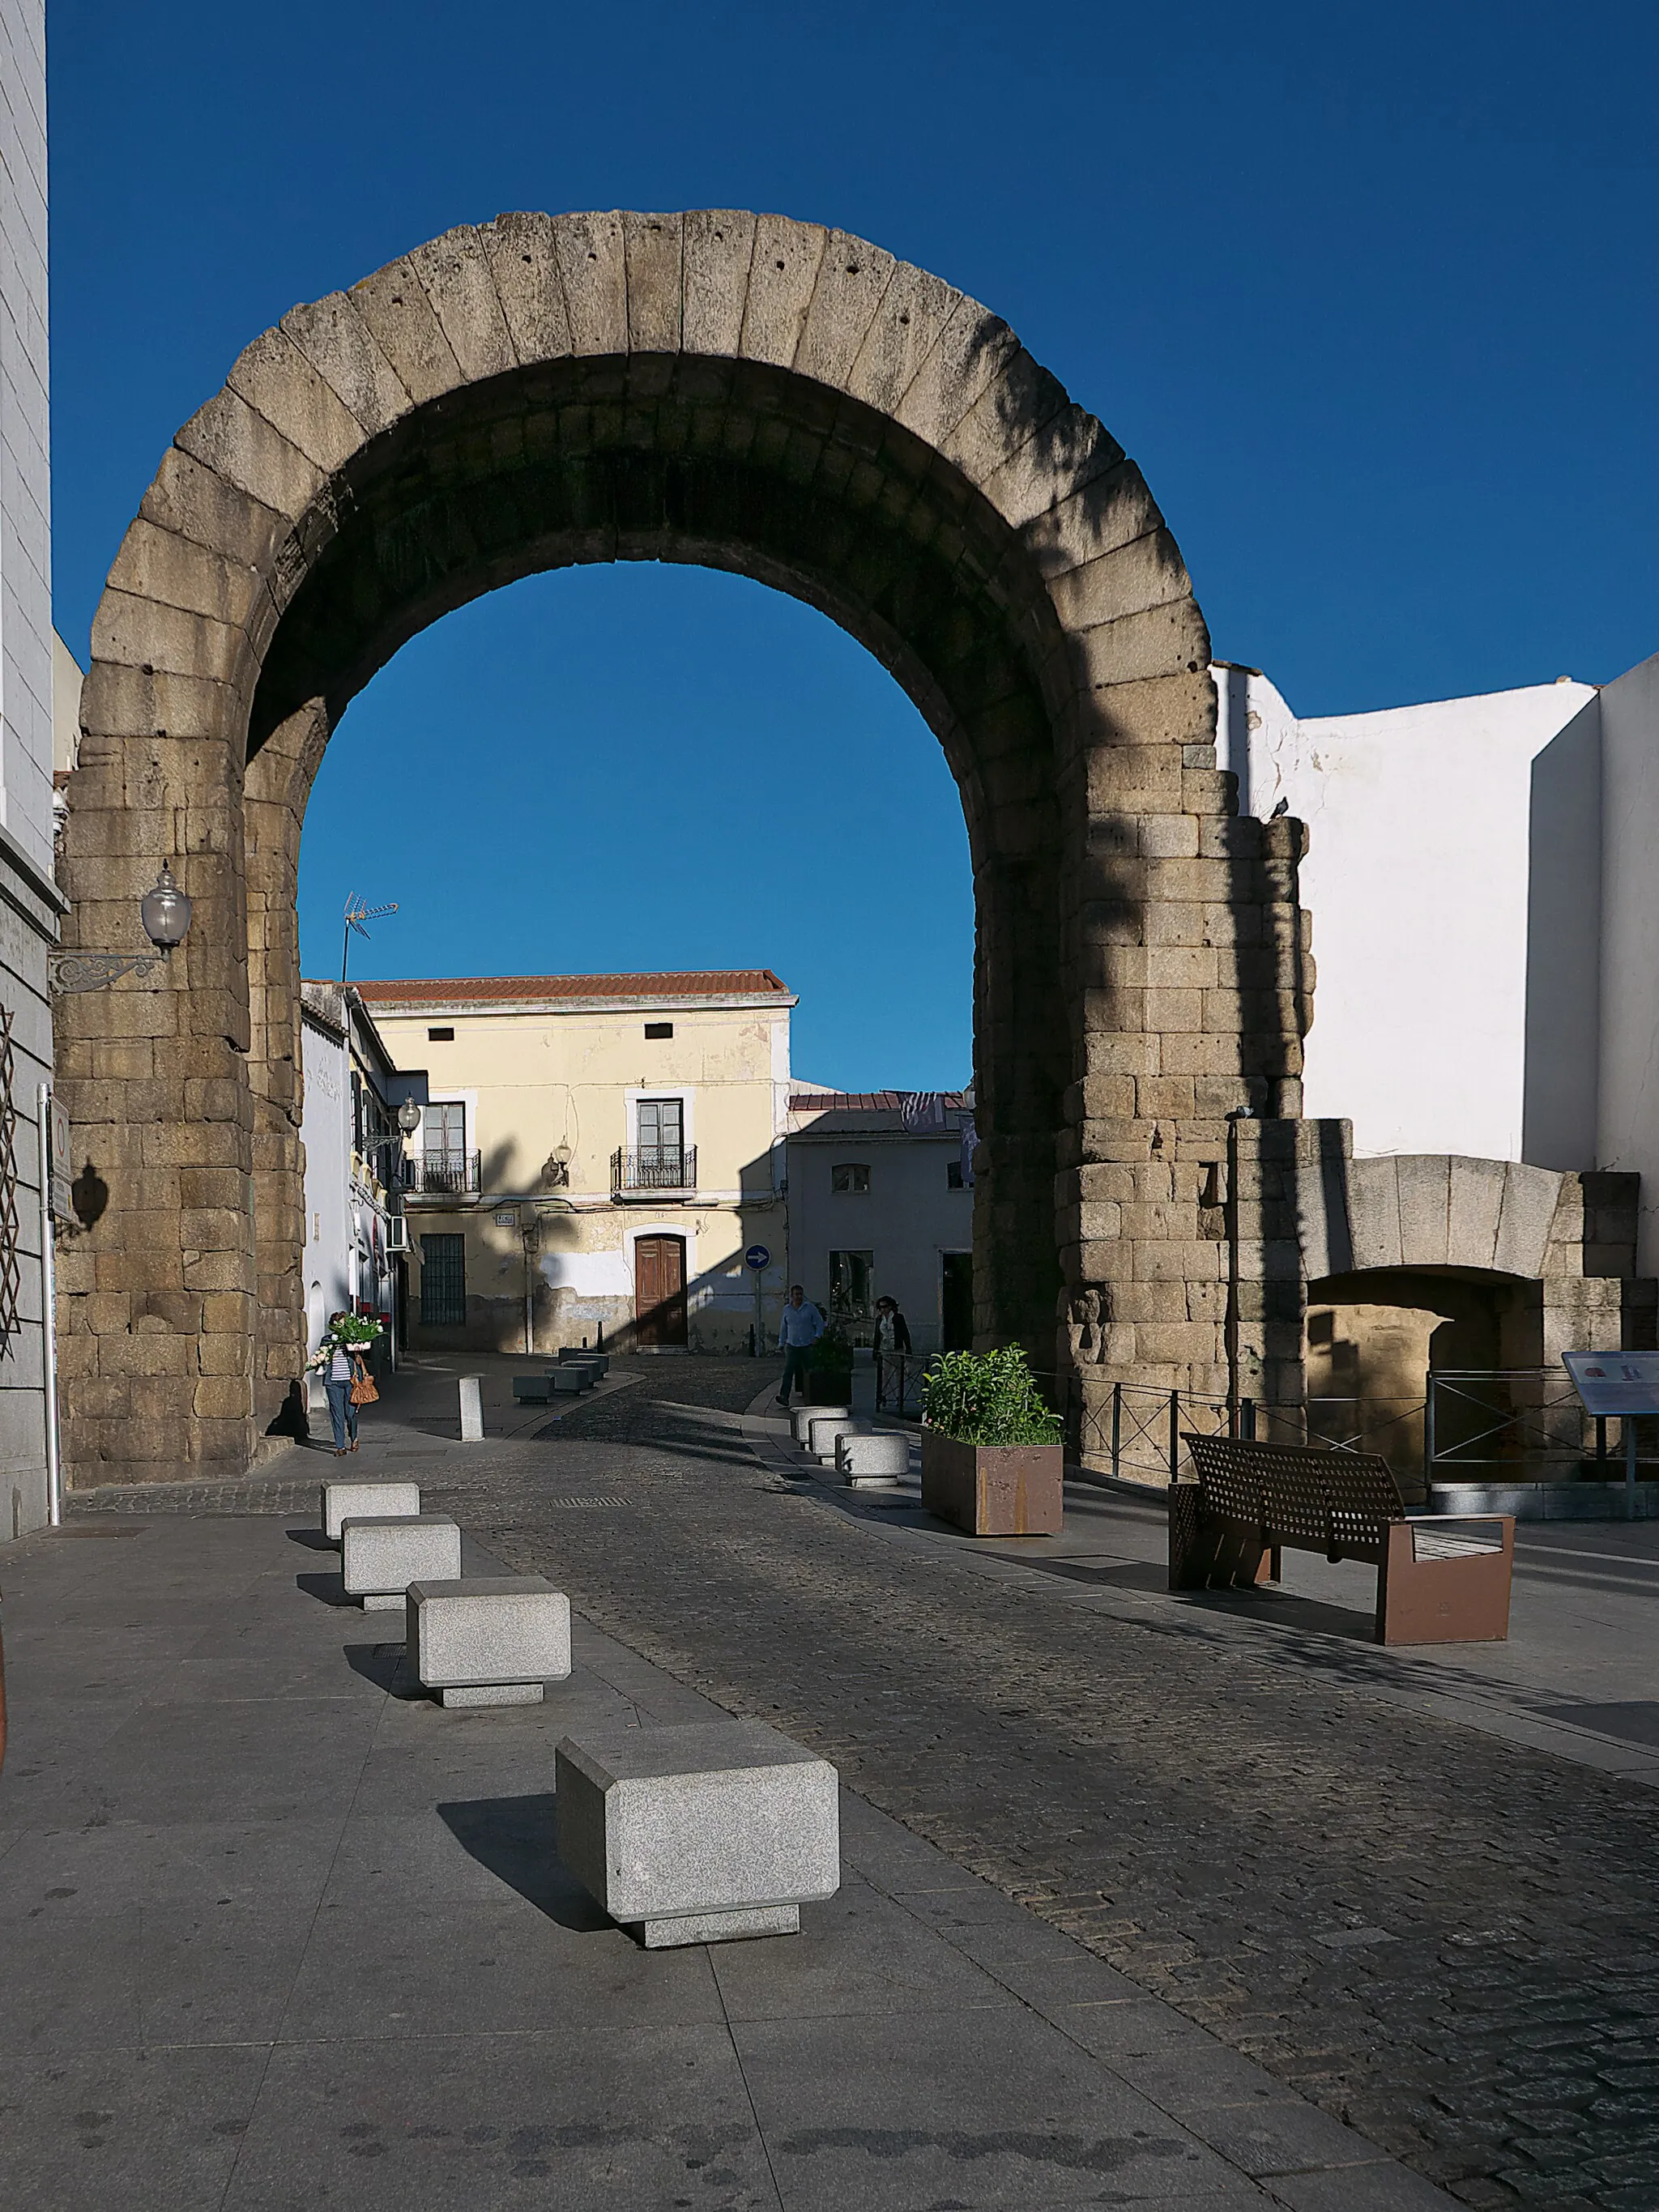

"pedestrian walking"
[873,1294,912,1409]
[309,1312,373,1455]
[775,1284,825,1408]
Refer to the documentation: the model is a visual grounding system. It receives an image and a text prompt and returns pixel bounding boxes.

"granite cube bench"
[838,1432,910,1488]
[791,1403,848,1445]
[808,1414,862,1464]
[513,1375,553,1403]
[340,1514,462,1610]
[407,1575,571,1706]
[321,1477,420,1543]
[555,1719,840,1947]
[549,1365,589,1394]
[559,1350,608,1378]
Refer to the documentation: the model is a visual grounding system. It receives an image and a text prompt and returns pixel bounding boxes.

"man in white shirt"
[775,1284,825,1409]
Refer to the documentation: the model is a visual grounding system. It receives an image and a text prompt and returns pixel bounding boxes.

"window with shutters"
[636,1097,684,1181]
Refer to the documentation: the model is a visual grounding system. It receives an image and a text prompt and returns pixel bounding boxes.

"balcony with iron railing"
[407,1150,482,1197]
[612,1144,697,1198]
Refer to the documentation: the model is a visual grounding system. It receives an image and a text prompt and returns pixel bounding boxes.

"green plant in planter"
[808,1322,854,1374]
[921,1345,1062,1447]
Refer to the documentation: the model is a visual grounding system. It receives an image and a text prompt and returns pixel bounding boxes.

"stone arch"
[55,210,1311,1487]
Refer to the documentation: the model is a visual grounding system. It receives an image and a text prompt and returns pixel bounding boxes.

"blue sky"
[48,2,1659,1088]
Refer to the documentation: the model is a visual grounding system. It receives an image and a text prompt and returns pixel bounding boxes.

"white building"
[299,984,421,1386]
[0,0,58,1536]
[1213,649,1659,1275]
[785,1090,975,1353]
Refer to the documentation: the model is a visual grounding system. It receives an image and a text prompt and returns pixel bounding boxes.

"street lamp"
[51,863,194,995]
[396,1097,422,1137]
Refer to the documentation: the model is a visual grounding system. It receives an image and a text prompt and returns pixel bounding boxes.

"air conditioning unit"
[386,1216,411,1254]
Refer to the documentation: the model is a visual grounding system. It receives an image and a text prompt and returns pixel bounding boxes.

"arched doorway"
[54,210,1309,1487]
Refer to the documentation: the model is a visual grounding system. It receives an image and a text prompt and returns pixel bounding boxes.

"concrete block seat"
[548,1365,589,1395]
[513,1375,554,1403]
[408,1575,572,1707]
[791,1404,847,1445]
[340,1514,462,1610]
[809,1413,862,1464]
[321,1478,420,1542]
[555,1719,840,1948]
[838,1431,911,1488]
[559,1349,608,1378]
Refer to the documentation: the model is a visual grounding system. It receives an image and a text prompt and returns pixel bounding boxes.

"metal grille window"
[829,1249,873,1322]
[831,1163,871,1194]
[419,1232,467,1328]
[636,1097,684,1181]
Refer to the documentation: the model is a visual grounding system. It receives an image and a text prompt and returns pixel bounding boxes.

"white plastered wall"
[1214,665,1598,1162]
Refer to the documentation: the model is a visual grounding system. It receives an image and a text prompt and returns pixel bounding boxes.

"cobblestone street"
[406,1359,1659,2212]
[62,1355,1659,2210]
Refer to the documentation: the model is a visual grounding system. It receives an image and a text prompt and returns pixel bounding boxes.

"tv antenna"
[341,894,398,984]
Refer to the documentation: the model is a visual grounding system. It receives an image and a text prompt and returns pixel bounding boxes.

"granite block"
[791,1404,847,1443]
[339,1515,461,1605]
[809,1414,861,1464]
[320,1477,420,1542]
[838,1432,909,1485]
[555,1719,839,1944]
[407,1575,571,1700]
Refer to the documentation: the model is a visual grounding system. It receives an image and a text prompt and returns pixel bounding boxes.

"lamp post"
[50,863,194,994]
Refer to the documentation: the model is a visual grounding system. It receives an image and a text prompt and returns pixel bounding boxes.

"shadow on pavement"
[296,1569,354,1607]
[286,1526,335,1551]
[437,1792,611,1931]
[344,1642,420,1697]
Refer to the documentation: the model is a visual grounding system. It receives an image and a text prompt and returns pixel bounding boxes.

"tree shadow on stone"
[437,1792,609,1932]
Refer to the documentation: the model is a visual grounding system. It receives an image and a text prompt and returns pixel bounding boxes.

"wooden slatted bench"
[1172,1433,1515,1645]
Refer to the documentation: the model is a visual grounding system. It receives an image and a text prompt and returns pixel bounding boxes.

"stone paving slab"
[0,1494,1453,2211]
[315,1355,1659,2212]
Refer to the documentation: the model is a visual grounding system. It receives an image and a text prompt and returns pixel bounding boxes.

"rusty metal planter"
[921,1433,1064,1536]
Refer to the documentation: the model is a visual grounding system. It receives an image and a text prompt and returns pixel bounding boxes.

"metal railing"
[873,1349,941,1417]
[1425,1368,1632,1484]
[612,1144,697,1194]
[1067,1381,1426,1490]
[407,1150,481,1196]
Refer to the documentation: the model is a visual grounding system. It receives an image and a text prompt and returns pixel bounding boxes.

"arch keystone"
[481,211,574,364]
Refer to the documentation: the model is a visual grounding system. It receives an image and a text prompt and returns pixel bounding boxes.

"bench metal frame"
[1171,1434,1514,1645]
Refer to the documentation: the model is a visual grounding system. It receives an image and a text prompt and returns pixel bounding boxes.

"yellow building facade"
[356,971,794,1354]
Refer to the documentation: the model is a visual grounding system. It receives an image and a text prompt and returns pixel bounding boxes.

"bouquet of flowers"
[307,1311,384,1370]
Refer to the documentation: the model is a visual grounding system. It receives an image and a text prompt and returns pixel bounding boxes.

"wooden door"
[634,1234,688,1346]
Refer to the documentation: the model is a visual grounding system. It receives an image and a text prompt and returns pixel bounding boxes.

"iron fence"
[407,1150,481,1196]
[1425,1367,1644,1485]
[873,1349,940,1417]
[1065,1380,1427,1489]
[611,1144,697,1194]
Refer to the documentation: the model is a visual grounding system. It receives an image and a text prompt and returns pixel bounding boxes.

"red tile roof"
[354,970,791,1008]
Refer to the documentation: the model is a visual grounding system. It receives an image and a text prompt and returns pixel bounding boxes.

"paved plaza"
[2,1356,1656,2210]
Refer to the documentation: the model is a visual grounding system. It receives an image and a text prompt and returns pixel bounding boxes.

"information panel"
[1562,1349,1659,1418]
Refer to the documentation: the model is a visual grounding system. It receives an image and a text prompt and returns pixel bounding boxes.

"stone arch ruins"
[54,210,1313,1486]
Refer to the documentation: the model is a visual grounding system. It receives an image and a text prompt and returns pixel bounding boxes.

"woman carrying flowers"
[307,1311,382,1455]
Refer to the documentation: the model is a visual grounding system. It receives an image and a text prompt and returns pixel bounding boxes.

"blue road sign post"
[744,1246,770,1357]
